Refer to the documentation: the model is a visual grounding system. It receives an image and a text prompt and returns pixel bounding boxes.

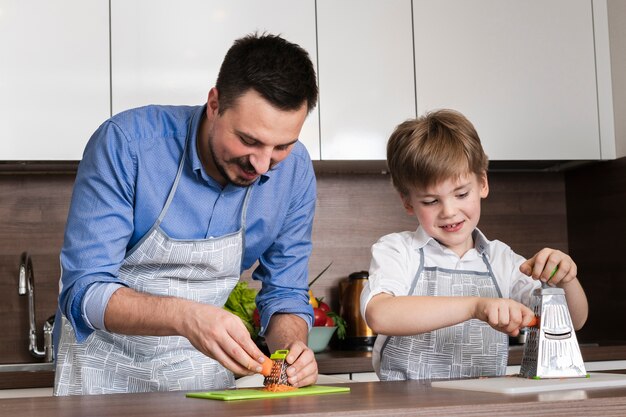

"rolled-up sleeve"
[58,120,136,342]
[361,233,417,323]
[253,157,316,336]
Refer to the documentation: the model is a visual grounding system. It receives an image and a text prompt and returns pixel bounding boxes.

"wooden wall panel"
[300,171,568,313]
[565,158,626,344]
[0,169,569,364]
[0,174,71,363]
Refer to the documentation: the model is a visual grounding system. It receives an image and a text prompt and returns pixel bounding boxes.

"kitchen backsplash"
[3,159,624,364]
[565,157,626,345]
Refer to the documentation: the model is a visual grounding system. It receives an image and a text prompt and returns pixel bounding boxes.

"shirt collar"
[411,225,492,256]
[473,228,491,255]
[189,105,208,180]
[189,105,272,191]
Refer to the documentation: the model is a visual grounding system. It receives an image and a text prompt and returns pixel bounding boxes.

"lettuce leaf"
[224,282,259,339]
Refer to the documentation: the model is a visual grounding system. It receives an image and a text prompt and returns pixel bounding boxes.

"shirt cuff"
[259,307,314,337]
[82,282,125,331]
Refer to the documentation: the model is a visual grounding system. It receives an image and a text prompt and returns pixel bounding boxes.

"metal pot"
[338,271,376,350]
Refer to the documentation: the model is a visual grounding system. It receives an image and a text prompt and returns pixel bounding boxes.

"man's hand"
[264,313,318,387]
[104,287,267,377]
[179,302,268,377]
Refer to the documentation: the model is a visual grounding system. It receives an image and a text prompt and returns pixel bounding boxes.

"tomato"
[318,301,331,313]
[252,308,261,328]
[313,307,327,326]
[324,315,335,327]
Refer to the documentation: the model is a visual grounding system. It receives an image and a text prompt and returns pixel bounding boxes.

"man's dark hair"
[215,33,318,115]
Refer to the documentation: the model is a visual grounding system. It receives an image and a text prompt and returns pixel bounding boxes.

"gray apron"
[379,248,508,381]
[54,133,252,396]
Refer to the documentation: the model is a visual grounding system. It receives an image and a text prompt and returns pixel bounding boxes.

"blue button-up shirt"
[56,104,316,342]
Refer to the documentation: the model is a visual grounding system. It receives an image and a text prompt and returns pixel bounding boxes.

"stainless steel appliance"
[339,271,376,350]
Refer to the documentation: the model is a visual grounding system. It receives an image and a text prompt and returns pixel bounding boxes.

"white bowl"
[308,326,337,353]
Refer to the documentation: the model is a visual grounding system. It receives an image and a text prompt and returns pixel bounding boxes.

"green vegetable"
[224,282,259,339]
[326,311,347,340]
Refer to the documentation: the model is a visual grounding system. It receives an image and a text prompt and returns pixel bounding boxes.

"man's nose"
[249,147,273,175]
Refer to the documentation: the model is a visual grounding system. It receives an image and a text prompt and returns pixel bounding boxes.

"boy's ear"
[401,193,415,215]
[479,172,489,198]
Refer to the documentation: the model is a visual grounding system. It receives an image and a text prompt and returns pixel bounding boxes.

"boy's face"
[402,172,489,257]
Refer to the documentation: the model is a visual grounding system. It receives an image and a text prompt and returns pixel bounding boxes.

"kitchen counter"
[4,344,626,390]
[316,343,624,375]
[3,378,626,417]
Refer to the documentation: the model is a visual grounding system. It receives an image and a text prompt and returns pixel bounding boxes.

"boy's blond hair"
[386,109,489,196]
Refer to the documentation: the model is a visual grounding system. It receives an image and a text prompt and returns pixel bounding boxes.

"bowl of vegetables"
[307,297,345,352]
[224,263,346,353]
[306,263,346,352]
[307,326,337,353]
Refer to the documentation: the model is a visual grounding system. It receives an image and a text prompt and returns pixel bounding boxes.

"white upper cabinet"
[110,0,320,159]
[316,0,416,160]
[0,0,110,160]
[1,1,621,162]
[594,0,626,160]
[413,0,600,160]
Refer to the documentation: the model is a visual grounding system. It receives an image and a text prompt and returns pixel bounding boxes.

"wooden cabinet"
[316,0,416,160]
[412,0,601,160]
[110,0,320,158]
[0,0,110,160]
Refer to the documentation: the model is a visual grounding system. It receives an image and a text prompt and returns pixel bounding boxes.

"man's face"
[401,172,489,257]
[201,88,308,187]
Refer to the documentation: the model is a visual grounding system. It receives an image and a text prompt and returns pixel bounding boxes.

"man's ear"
[206,87,220,120]
[401,193,415,215]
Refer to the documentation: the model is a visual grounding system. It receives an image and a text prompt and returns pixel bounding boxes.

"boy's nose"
[440,201,457,217]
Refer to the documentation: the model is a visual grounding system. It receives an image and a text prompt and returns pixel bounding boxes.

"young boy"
[361,109,588,381]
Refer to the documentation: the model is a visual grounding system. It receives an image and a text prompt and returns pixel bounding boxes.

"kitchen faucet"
[17,252,54,362]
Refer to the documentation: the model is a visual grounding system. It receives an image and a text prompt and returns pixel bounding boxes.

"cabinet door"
[317,0,416,160]
[111,0,320,159]
[0,0,110,160]
[413,0,600,160]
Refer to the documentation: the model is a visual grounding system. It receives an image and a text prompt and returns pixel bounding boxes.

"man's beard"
[208,134,257,187]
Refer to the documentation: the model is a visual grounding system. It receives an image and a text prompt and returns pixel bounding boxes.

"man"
[53,33,319,395]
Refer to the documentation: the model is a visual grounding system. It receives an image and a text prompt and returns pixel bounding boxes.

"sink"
[0,363,54,391]
[0,387,53,398]
[0,363,54,373]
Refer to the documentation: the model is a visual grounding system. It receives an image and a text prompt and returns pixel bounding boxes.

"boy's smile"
[440,221,465,233]
[402,172,489,257]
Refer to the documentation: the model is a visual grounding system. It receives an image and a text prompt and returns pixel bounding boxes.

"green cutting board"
[186,385,350,401]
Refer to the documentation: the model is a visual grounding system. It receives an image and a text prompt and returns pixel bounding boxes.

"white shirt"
[361,226,540,375]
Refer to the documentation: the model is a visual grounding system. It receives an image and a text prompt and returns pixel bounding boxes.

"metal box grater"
[519,283,587,378]
[263,349,292,387]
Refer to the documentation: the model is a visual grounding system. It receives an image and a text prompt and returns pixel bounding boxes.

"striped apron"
[55,131,252,395]
[378,248,508,380]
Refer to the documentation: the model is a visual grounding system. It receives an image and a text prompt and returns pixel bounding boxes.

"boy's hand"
[473,298,535,337]
[520,248,578,287]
